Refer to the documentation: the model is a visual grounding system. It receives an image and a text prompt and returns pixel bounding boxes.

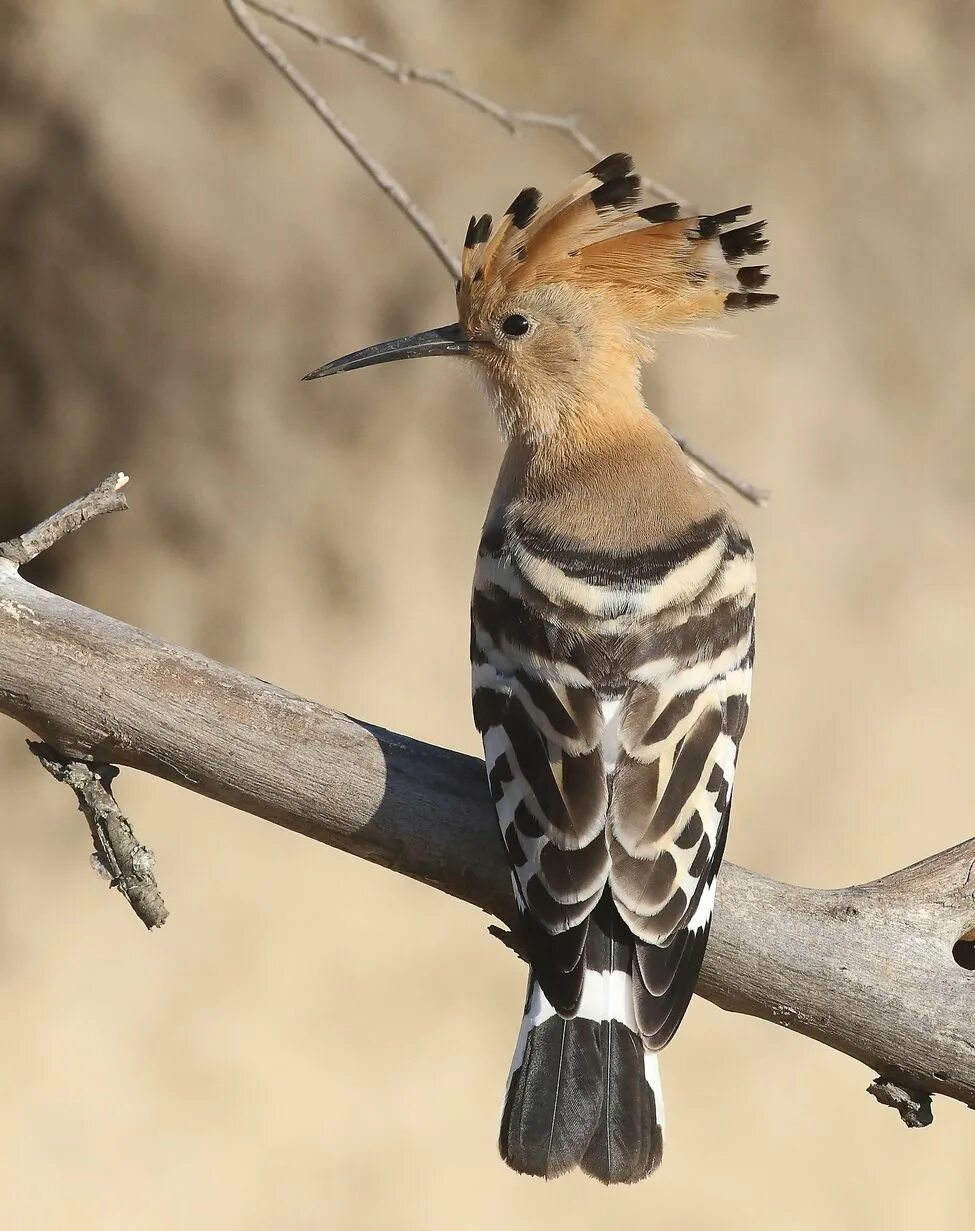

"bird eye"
[500,313,532,338]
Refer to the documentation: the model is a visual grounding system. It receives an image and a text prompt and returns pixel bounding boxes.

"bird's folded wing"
[473,648,611,1014]
[610,656,752,1048]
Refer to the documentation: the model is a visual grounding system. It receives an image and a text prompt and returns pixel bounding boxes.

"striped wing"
[472,588,611,1014]
[611,651,751,1048]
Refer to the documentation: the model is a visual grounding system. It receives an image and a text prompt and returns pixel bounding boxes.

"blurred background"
[2,1,974,1227]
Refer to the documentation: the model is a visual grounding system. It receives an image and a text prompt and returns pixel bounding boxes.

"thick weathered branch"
[1,487,974,1119]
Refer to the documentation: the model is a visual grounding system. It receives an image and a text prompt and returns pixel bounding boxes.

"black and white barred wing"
[471,573,610,1015]
[610,641,752,1050]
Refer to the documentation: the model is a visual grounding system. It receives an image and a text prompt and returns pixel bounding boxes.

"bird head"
[304,153,775,443]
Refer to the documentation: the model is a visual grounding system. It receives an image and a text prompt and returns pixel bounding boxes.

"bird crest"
[458,152,776,337]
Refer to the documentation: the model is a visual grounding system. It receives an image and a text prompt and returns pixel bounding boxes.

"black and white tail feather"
[500,896,664,1182]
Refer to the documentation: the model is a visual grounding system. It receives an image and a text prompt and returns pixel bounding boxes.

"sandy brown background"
[2,1,974,1227]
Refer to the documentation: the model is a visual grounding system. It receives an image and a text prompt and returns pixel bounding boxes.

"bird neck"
[521,388,680,490]
[490,392,723,552]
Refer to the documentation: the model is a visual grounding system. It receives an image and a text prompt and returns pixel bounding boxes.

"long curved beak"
[302,322,471,380]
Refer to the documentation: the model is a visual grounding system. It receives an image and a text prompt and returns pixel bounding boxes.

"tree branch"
[867,1076,934,1129]
[224,0,461,279]
[0,471,128,567]
[668,434,771,507]
[28,741,168,930]
[244,0,682,205]
[1,474,167,928]
[2,482,974,1120]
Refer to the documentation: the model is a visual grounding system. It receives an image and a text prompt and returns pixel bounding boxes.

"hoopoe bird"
[304,153,775,1183]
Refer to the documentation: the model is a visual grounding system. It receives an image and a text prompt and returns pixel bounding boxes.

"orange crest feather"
[458,153,776,333]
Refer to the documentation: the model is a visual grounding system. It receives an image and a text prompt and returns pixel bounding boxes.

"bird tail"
[499,896,664,1184]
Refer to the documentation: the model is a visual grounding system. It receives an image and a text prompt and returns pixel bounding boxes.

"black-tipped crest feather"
[725,290,778,311]
[589,152,635,182]
[719,219,769,261]
[506,186,542,229]
[638,201,681,223]
[737,265,770,288]
[591,174,641,212]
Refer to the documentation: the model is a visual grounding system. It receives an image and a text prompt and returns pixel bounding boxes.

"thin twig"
[0,472,129,568]
[670,435,771,507]
[28,742,168,930]
[224,0,461,279]
[245,0,682,204]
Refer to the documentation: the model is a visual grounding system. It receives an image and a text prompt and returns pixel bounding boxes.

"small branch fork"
[28,743,168,930]
[226,0,766,507]
[0,471,129,567]
[3,478,975,1125]
[246,0,681,195]
[224,0,462,280]
[0,474,166,929]
[867,1076,934,1129]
